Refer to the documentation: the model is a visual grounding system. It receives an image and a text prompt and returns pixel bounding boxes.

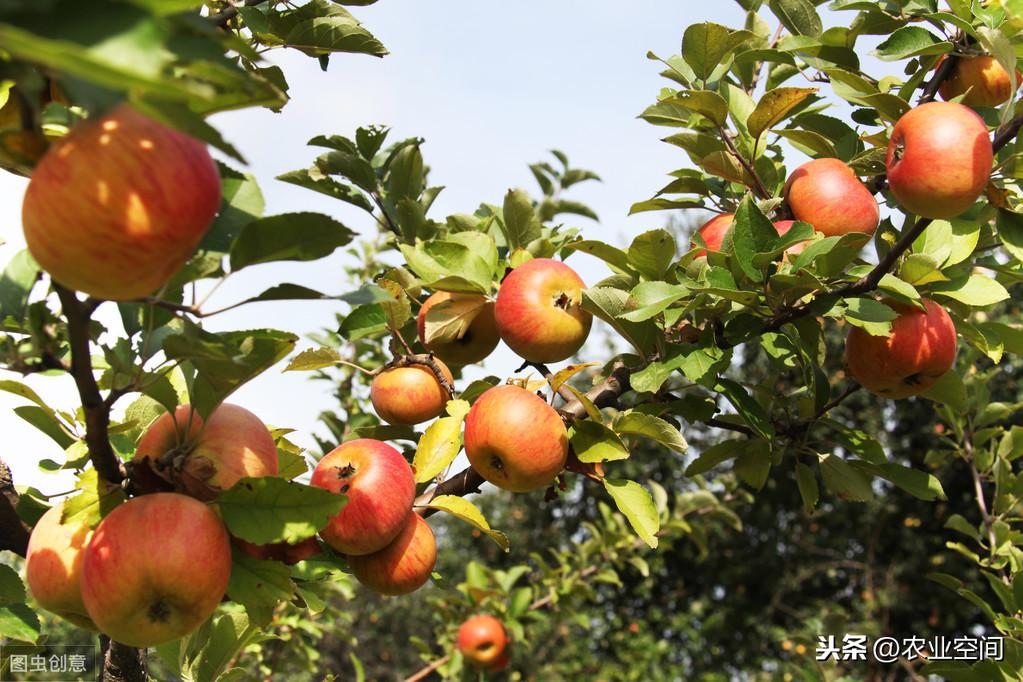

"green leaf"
[502,188,542,251]
[659,90,729,127]
[731,195,779,283]
[996,209,1023,263]
[61,470,127,527]
[768,0,823,37]
[14,406,74,449]
[603,478,660,548]
[412,415,464,484]
[795,462,819,512]
[686,439,745,476]
[734,450,771,490]
[0,565,26,606]
[612,411,687,454]
[571,420,630,463]
[563,241,634,274]
[773,128,837,158]
[0,250,39,322]
[627,229,677,281]
[218,477,346,545]
[285,346,342,372]
[929,275,1010,306]
[339,304,388,340]
[226,551,296,627]
[747,87,818,140]
[423,495,509,552]
[855,462,946,501]
[284,14,387,58]
[921,370,967,413]
[276,168,374,213]
[0,604,40,643]
[819,454,874,501]
[229,212,355,270]
[682,22,753,81]
[621,282,689,322]
[399,241,493,294]
[716,378,774,438]
[842,298,897,336]
[871,26,949,61]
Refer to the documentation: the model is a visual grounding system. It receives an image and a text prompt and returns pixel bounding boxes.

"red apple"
[783,158,879,236]
[691,213,734,256]
[846,298,957,399]
[458,615,509,667]
[370,359,454,425]
[25,503,96,630]
[886,101,992,219]
[80,493,231,647]
[234,537,321,565]
[417,292,500,365]
[464,384,569,492]
[494,258,592,363]
[486,652,511,673]
[938,54,1021,108]
[347,513,436,596]
[309,438,415,556]
[772,220,810,257]
[22,105,220,301]
[135,403,278,500]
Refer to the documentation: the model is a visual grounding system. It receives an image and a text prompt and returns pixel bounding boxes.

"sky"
[0,0,886,494]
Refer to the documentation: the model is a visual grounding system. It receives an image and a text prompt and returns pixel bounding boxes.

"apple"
[494,258,592,363]
[486,653,511,673]
[80,493,231,648]
[347,513,436,596]
[845,298,957,399]
[234,537,321,565]
[25,503,96,630]
[370,359,454,425]
[886,101,992,219]
[938,54,1021,108]
[457,615,509,667]
[783,158,879,236]
[464,384,569,492]
[691,213,734,256]
[309,438,415,555]
[417,292,500,365]
[772,220,810,257]
[135,403,278,500]
[21,105,221,301]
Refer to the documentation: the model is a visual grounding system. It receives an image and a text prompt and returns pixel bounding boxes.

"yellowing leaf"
[424,495,509,551]
[423,295,488,345]
[284,346,341,372]
[747,87,818,140]
[445,399,471,420]
[549,362,599,393]
[603,479,660,548]
[412,415,464,483]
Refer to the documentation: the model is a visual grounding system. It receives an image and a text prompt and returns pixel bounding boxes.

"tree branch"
[919,54,958,104]
[514,360,575,405]
[53,285,124,484]
[99,637,147,682]
[0,457,29,556]
[209,0,269,28]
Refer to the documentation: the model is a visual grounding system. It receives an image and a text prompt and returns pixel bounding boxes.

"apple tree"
[3,0,1023,680]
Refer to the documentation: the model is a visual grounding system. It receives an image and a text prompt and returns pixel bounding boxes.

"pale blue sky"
[0,1,891,492]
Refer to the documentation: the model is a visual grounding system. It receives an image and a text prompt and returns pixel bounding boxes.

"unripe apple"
[25,503,96,630]
[783,158,879,236]
[135,403,278,500]
[691,213,734,256]
[938,54,1021,108]
[235,536,321,565]
[80,493,231,648]
[457,615,509,667]
[348,513,436,596]
[886,101,992,219]
[417,292,500,365]
[309,439,415,555]
[494,258,592,363]
[846,298,957,399]
[464,384,568,492]
[370,359,454,425]
[22,105,221,301]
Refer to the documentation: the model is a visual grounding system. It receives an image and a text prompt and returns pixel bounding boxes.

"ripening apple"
[370,359,454,425]
[845,298,957,399]
[417,292,501,365]
[938,54,1021,108]
[347,513,437,596]
[25,503,96,630]
[309,438,415,556]
[783,158,879,236]
[691,213,734,256]
[458,615,510,667]
[494,258,592,363]
[886,101,993,219]
[464,384,569,492]
[234,536,321,565]
[21,105,221,300]
[135,403,278,500]
[80,493,231,648]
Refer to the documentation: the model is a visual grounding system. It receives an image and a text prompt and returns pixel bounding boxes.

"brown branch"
[813,383,861,420]
[209,0,269,28]
[514,360,575,405]
[404,654,449,682]
[0,457,29,556]
[99,637,147,682]
[717,125,772,200]
[53,285,124,485]
[919,54,958,104]
[387,353,457,398]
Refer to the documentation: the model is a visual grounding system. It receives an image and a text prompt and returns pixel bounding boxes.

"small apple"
[464,384,569,492]
[370,359,454,425]
[845,298,957,399]
[135,403,278,500]
[417,292,500,365]
[22,105,221,301]
[494,258,592,363]
[80,493,232,648]
[783,158,879,236]
[691,213,734,256]
[25,503,96,630]
[347,513,436,596]
[309,438,415,556]
[458,615,509,667]
[938,54,1021,108]
[886,101,992,219]
[235,536,321,565]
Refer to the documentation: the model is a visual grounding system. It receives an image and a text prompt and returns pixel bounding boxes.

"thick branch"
[0,457,29,556]
[53,285,125,485]
[100,637,147,682]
